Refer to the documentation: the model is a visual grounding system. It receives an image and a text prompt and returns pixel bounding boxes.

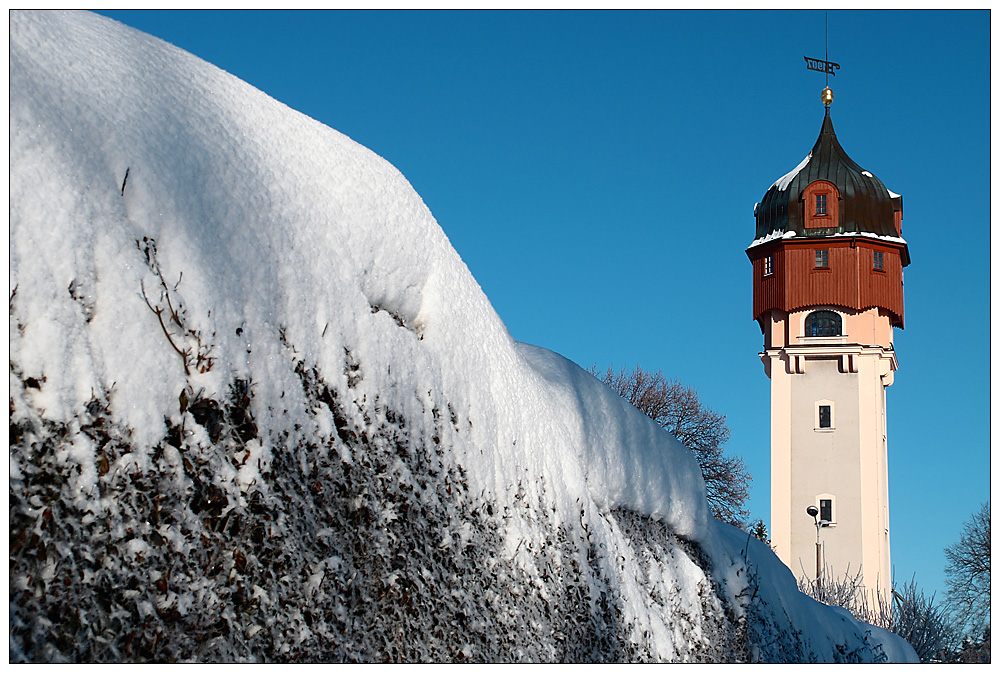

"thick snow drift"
[9,10,916,663]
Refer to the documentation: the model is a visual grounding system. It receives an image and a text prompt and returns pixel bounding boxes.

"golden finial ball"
[821,86,834,106]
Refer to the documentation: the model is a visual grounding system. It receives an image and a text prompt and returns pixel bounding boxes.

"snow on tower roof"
[751,109,907,248]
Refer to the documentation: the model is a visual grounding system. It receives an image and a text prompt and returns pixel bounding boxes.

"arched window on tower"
[805,310,842,337]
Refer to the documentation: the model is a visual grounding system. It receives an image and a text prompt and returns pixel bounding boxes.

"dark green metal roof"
[752,109,903,243]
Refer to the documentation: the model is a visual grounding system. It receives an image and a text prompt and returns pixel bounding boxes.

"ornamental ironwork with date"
[804,56,840,76]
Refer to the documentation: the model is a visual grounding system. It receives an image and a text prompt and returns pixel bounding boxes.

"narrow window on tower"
[819,405,832,428]
[820,499,833,524]
[815,399,835,430]
[815,249,829,268]
[816,193,827,215]
[763,255,773,276]
[815,494,837,526]
[873,250,884,270]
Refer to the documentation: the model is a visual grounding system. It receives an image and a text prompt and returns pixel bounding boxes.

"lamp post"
[806,505,823,599]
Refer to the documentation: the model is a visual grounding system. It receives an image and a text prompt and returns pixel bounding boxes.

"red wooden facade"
[749,238,906,329]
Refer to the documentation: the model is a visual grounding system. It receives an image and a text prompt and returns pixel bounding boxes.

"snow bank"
[10,8,705,537]
[9,10,916,663]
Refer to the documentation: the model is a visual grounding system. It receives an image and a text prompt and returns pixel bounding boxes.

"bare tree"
[592,365,751,527]
[892,578,965,662]
[944,502,991,640]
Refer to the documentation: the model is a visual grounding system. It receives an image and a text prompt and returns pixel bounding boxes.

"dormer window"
[803,180,840,229]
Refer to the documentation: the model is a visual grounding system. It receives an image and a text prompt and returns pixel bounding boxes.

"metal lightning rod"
[803,13,839,107]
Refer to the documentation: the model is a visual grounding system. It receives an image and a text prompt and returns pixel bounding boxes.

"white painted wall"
[765,307,894,608]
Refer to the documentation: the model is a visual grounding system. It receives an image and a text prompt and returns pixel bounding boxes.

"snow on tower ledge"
[9,10,916,663]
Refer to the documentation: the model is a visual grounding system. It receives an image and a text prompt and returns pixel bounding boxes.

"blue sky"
[97,9,990,603]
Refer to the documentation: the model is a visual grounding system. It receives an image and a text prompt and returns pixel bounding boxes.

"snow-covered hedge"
[9,10,916,663]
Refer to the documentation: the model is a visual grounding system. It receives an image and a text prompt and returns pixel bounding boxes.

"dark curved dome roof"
[753,109,903,243]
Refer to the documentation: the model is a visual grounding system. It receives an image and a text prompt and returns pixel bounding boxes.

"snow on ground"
[9,10,917,663]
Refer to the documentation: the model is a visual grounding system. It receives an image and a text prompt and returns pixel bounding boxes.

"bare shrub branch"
[137,238,216,376]
[798,566,963,662]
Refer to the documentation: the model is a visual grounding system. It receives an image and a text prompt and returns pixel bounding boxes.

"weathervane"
[804,56,839,78]
[804,13,838,107]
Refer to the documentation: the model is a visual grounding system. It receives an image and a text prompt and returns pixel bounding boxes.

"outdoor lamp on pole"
[806,505,822,598]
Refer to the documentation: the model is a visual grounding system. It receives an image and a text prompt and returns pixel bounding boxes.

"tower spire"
[823,13,833,107]
[804,13,839,109]
[825,12,830,88]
